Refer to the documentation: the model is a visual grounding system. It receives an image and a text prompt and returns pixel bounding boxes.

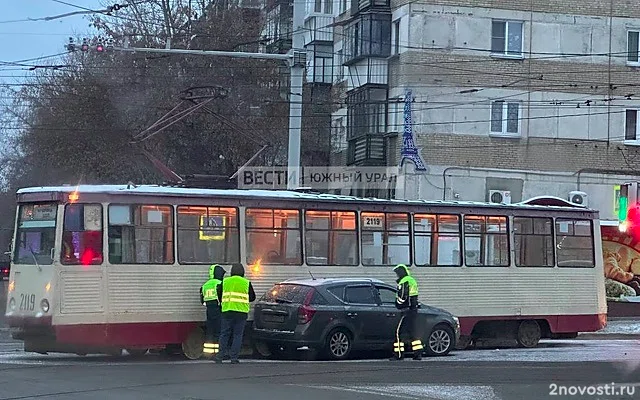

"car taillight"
[298,305,316,324]
[297,289,317,324]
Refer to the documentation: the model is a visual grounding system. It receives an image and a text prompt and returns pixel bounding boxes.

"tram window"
[176,206,240,264]
[514,217,554,267]
[61,204,103,266]
[555,219,594,268]
[245,209,302,265]
[361,212,410,266]
[305,210,358,266]
[414,214,461,266]
[14,203,57,266]
[463,215,509,267]
[107,204,174,264]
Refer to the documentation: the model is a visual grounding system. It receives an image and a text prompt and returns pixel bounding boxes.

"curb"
[576,333,640,340]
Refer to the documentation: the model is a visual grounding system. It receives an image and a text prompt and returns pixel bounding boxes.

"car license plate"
[263,314,285,323]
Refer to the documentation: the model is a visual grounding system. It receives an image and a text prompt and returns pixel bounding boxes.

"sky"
[0,0,102,85]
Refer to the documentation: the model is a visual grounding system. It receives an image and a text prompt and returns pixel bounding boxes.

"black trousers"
[205,303,221,343]
[397,309,423,349]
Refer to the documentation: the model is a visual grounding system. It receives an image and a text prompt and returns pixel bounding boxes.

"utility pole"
[287,0,306,190]
[67,26,306,190]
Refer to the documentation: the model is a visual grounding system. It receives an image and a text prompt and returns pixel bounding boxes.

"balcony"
[303,15,334,45]
[346,58,388,90]
[343,13,392,65]
[346,85,388,165]
[350,0,389,16]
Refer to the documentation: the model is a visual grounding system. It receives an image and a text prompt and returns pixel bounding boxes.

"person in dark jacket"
[200,264,226,357]
[391,264,423,360]
[214,263,256,364]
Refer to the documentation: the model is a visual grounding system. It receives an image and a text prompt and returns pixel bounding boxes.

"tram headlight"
[9,297,16,310]
[40,299,50,313]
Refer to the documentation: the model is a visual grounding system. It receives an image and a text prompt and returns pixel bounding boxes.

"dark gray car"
[252,277,460,360]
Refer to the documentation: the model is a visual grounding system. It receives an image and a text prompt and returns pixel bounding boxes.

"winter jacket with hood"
[393,264,419,310]
[216,263,257,315]
[200,264,226,304]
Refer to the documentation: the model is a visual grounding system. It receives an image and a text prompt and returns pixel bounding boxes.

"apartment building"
[264,0,640,222]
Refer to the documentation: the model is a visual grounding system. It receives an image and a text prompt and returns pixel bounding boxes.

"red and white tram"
[4,185,606,358]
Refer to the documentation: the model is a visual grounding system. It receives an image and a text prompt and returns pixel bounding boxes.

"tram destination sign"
[238,166,400,190]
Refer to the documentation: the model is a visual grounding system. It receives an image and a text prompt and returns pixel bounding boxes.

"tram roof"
[16,184,595,212]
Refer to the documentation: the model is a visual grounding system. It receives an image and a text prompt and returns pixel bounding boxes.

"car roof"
[279,277,390,287]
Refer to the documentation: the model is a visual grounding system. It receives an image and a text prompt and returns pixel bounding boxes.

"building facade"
[263,0,640,222]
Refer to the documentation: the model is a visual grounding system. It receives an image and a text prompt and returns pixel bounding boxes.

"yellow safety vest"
[221,276,250,314]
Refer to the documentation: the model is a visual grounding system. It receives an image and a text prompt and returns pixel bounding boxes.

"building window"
[628,31,639,64]
[245,208,302,265]
[392,19,400,55]
[340,0,347,14]
[324,0,332,14]
[361,212,410,266]
[463,215,509,267]
[626,110,638,141]
[555,219,594,268]
[490,100,520,135]
[313,53,333,83]
[347,87,388,139]
[315,0,322,12]
[513,217,554,267]
[61,204,103,266]
[305,210,358,266]
[413,214,461,266]
[491,20,523,57]
[176,206,240,264]
[108,204,174,264]
[344,14,392,63]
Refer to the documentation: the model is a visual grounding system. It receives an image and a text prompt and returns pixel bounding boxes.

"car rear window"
[261,284,313,304]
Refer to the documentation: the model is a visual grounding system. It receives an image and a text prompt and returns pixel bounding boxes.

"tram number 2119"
[19,293,36,311]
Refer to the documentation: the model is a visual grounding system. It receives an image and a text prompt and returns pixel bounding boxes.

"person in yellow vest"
[214,263,256,364]
[200,264,225,357]
[391,264,423,361]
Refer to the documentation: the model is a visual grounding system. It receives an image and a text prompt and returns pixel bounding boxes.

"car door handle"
[386,313,396,317]
[347,312,358,317]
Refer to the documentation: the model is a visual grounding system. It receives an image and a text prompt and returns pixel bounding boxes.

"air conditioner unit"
[489,190,512,204]
[568,191,588,206]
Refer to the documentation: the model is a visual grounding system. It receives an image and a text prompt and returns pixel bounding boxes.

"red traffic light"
[81,44,89,51]
[96,44,104,52]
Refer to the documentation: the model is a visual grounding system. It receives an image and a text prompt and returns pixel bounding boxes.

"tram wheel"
[516,320,541,348]
[181,327,205,360]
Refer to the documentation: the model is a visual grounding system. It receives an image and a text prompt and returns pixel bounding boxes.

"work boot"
[412,352,422,361]
[230,359,240,364]
[388,353,404,361]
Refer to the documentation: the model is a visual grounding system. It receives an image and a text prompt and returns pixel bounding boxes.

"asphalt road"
[1,340,639,400]
[2,281,640,400]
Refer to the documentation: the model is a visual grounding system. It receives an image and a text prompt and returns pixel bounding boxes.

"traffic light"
[81,38,89,52]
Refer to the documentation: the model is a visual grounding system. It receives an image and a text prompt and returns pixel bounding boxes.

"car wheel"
[516,320,541,348]
[426,324,454,356]
[325,328,352,360]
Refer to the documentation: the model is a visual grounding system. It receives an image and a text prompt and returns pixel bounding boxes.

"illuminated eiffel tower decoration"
[400,89,427,171]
